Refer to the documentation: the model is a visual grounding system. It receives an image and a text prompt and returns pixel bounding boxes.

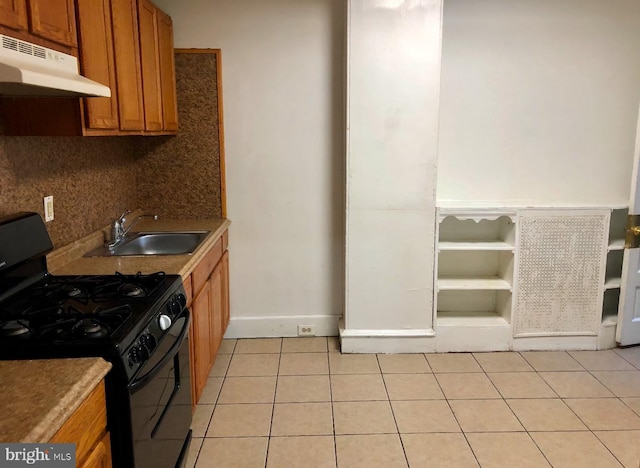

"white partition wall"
[343,0,443,353]
[155,0,346,338]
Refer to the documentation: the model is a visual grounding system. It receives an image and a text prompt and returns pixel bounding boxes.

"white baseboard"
[224,314,341,338]
[598,323,618,350]
[436,325,512,352]
[512,335,598,351]
[340,335,437,353]
[224,315,609,353]
[339,325,436,353]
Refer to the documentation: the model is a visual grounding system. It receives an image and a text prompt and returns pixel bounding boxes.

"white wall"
[155,0,346,336]
[342,0,442,353]
[438,0,640,206]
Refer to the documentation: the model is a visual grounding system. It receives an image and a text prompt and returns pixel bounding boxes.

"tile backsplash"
[0,51,224,249]
[136,52,224,220]
[0,135,139,247]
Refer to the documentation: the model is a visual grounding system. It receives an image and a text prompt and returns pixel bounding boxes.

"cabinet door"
[27,0,77,47]
[76,0,118,130]
[221,250,230,332]
[137,0,162,132]
[157,8,177,131]
[0,0,27,31]
[210,261,224,351]
[80,433,112,468]
[111,0,145,131]
[192,279,214,403]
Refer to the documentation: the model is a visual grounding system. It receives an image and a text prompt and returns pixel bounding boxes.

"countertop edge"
[25,359,112,443]
[176,219,231,278]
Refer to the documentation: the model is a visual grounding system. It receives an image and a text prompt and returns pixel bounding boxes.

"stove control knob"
[140,333,156,351]
[129,346,144,364]
[167,299,180,317]
[158,314,172,331]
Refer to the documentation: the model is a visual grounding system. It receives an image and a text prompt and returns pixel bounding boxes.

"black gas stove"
[0,212,192,468]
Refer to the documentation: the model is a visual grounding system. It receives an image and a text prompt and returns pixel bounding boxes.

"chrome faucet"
[108,211,158,250]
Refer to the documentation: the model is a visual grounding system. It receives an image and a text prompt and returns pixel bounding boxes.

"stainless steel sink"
[85,231,210,257]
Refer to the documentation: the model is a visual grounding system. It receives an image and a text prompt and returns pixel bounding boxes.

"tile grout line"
[591,427,629,467]
[197,343,640,467]
[430,362,481,468]
[532,364,618,468]
[327,345,339,468]
[376,354,410,468]
[512,353,594,466]
[264,339,283,468]
[194,343,235,467]
[612,348,640,371]
[499,366,554,467]
[203,348,232,433]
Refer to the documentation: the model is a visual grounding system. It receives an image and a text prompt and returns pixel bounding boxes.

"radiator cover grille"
[514,211,608,336]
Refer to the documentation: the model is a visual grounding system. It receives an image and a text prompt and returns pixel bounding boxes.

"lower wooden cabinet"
[221,250,230,331]
[81,433,112,468]
[192,277,214,402]
[187,230,229,407]
[50,380,112,468]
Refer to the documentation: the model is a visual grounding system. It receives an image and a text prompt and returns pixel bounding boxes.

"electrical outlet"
[44,196,54,222]
[297,325,315,337]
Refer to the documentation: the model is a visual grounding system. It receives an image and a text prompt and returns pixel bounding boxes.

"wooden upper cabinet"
[111,0,145,131]
[0,0,28,31]
[76,0,118,131]
[0,0,178,136]
[27,0,77,47]
[138,0,162,132]
[157,9,177,131]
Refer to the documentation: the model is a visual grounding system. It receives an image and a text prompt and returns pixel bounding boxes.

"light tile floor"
[186,338,640,468]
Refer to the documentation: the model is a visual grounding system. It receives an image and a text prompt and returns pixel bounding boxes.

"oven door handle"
[129,310,190,391]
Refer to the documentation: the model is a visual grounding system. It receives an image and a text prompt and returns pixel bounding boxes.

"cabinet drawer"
[183,275,193,307]
[50,381,107,465]
[192,237,223,294]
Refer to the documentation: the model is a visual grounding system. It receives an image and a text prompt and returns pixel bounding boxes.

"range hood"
[0,35,111,98]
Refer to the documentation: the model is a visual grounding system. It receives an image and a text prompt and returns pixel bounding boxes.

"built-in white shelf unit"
[436,213,516,328]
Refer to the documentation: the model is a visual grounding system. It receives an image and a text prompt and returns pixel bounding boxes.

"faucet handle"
[117,209,131,223]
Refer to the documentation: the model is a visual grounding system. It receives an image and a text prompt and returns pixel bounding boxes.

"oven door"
[129,310,192,468]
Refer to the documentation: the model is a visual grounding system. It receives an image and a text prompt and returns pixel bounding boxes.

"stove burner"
[74,318,108,339]
[122,285,144,298]
[0,270,167,342]
[68,287,83,298]
[0,320,31,338]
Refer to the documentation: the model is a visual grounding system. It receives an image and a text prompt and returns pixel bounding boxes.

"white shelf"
[436,213,515,331]
[604,276,621,290]
[438,241,514,252]
[437,277,512,291]
[437,311,510,327]
[601,310,618,327]
[607,239,625,251]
